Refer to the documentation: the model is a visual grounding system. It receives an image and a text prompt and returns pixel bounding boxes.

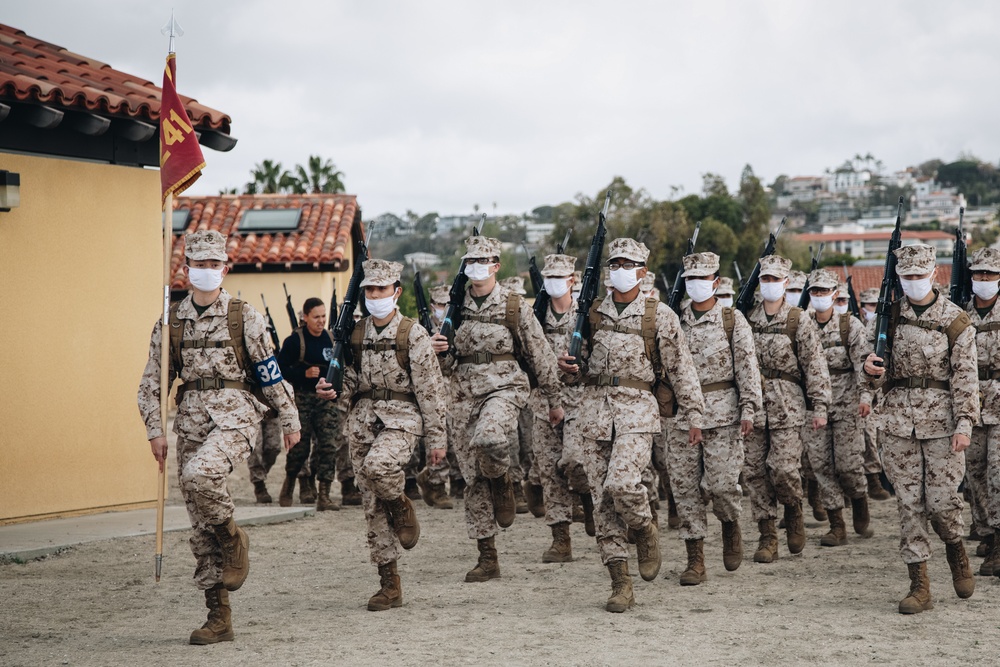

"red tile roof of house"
[169,194,359,289]
[796,230,953,242]
[843,264,951,293]
[0,23,230,132]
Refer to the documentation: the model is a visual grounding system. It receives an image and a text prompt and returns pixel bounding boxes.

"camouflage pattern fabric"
[286,391,340,482]
[247,416,282,484]
[667,424,744,540]
[743,427,804,521]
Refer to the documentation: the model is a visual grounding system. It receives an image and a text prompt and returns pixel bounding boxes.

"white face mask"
[899,276,933,301]
[609,268,641,292]
[464,262,494,281]
[972,280,1000,301]
[718,296,734,308]
[543,277,570,299]
[188,267,224,292]
[365,295,397,319]
[864,309,876,322]
[685,279,717,303]
[810,294,833,312]
[761,282,787,303]
[833,304,849,315]
[432,306,446,319]
[785,290,801,306]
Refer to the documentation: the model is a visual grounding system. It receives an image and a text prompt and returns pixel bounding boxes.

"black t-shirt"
[277,327,335,391]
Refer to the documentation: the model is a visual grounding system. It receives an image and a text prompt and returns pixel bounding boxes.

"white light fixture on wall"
[0,170,20,212]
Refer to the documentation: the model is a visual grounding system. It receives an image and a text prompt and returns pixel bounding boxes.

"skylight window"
[239,209,302,233]
[172,209,191,232]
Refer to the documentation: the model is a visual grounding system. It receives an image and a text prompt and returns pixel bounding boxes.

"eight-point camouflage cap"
[360,258,403,287]
[786,269,806,290]
[716,276,735,296]
[894,243,936,276]
[807,268,839,290]
[859,288,879,304]
[429,285,450,304]
[682,251,720,278]
[969,247,1000,272]
[501,276,526,295]
[461,236,502,260]
[541,253,577,278]
[837,283,849,297]
[640,272,656,290]
[185,230,228,262]
[759,255,793,279]
[607,237,649,264]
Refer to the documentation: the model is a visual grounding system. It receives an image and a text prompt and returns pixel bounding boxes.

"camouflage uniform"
[443,238,563,541]
[247,416,282,484]
[423,286,461,487]
[137,232,299,591]
[501,276,533,491]
[859,288,884,478]
[667,254,762,543]
[745,256,830,549]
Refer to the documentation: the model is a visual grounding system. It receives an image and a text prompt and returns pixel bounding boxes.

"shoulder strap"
[839,313,850,349]
[785,307,801,356]
[168,302,184,373]
[296,328,307,366]
[228,299,249,373]
[945,311,973,349]
[351,319,366,372]
[642,297,659,370]
[722,307,735,346]
[505,293,520,331]
[586,298,604,350]
[395,317,416,369]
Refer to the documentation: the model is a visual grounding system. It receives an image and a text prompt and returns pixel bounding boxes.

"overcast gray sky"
[6,1,999,217]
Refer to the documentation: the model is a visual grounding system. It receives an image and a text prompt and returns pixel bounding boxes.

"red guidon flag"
[159,53,205,207]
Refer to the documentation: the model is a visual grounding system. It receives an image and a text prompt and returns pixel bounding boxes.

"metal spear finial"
[161,11,185,54]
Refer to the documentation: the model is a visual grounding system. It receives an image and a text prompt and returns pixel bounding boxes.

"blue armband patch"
[254,356,283,386]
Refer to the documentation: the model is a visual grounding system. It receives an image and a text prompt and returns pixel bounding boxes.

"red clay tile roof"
[843,264,951,294]
[169,194,359,289]
[0,23,230,132]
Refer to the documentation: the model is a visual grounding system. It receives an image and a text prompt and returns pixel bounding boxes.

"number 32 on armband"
[254,356,283,387]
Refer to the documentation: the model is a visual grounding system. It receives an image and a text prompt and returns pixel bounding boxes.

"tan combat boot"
[316,481,340,512]
[213,517,249,591]
[189,584,234,645]
[367,561,403,611]
[513,481,529,514]
[581,493,596,537]
[721,520,743,571]
[807,479,827,522]
[605,559,635,613]
[542,522,572,563]
[465,536,501,582]
[850,495,874,538]
[633,521,661,581]
[278,475,295,507]
[981,533,998,576]
[341,478,363,506]
[867,473,891,501]
[753,519,779,563]
[490,473,516,528]
[525,483,545,518]
[820,508,847,547]
[945,540,975,599]
[416,469,453,510]
[680,538,707,586]
[898,562,933,614]
[253,480,272,504]
[383,495,420,550]
[784,502,806,554]
[299,476,317,505]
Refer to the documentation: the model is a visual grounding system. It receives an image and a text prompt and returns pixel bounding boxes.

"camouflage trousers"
[177,425,256,589]
[966,425,1000,536]
[862,415,882,474]
[557,417,589,493]
[452,396,520,539]
[349,421,419,566]
[247,416,283,484]
[285,391,340,483]
[881,432,965,563]
[667,424,744,541]
[531,416,574,525]
[582,429,654,565]
[802,415,867,510]
[509,407,533,485]
[743,425,804,521]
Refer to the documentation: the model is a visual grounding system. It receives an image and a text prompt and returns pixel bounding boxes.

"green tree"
[736,164,770,273]
[246,159,294,194]
[291,155,346,194]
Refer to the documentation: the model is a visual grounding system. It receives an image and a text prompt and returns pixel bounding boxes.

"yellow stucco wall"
[0,153,162,523]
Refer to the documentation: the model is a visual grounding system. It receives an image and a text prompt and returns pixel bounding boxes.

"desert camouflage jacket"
[528,299,585,421]
[809,311,868,421]
[968,300,1000,426]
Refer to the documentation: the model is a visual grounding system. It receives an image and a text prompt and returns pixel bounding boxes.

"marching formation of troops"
[138,228,1000,645]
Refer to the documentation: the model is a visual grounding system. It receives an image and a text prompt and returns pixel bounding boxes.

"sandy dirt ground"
[3,437,999,667]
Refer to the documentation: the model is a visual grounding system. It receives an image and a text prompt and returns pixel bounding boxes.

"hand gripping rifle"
[413,265,434,334]
[843,263,860,318]
[873,197,905,367]
[950,206,970,306]
[797,242,826,309]
[260,294,282,352]
[735,217,786,316]
[666,220,702,314]
[283,283,299,331]
[529,228,573,323]
[438,214,486,351]
[568,190,612,364]
[325,221,372,391]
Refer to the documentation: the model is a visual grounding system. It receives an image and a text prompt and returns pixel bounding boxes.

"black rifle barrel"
[667,220,702,314]
[438,214,486,348]
[735,217,786,315]
[413,267,434,334]
[873,197,905,366]
[260,294,282,352]
[325,221,371,390]
[568,190,612,363]
[283,283,299,331]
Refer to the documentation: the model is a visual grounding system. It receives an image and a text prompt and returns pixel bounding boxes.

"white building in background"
[797,229,955,260]
[403,252,441,268]
[828,169,872,198]
[909,185,966,225]
[525,221,555,244]
[435,215,476,235]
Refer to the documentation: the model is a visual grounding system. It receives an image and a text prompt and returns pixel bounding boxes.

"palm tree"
[293,155,346,194]
[247,160,292,194]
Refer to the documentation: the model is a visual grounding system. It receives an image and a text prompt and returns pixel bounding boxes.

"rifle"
[733,261,744,291]
[328,279,338,332]
[873,197,906,367]
[950,206,970,306]
[797,242,825,309]
[843,264,860,318]
[325,220,372,391]
[528,228,572,323]
[568,190,612,363]
[413,265,434,333]
[260,294,282,352]
[666,220,702,314]
[735,217,786,316]
[439,214,486,350]
[283,283,299,331]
